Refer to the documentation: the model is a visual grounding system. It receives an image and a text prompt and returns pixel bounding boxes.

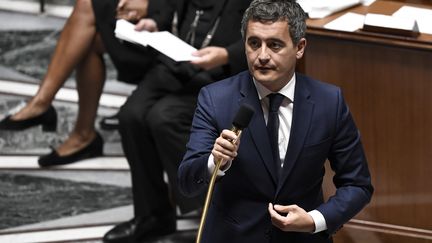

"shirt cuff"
[308,210,327,233]
[207,154,232,176]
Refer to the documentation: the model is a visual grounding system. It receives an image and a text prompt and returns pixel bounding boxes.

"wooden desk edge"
[306,1,432,51]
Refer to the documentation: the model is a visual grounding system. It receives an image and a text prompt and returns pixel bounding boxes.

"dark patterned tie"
[267,93,285,172]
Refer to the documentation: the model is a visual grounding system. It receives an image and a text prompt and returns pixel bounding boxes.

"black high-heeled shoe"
[38,132,104,167]
[0,105,57,132]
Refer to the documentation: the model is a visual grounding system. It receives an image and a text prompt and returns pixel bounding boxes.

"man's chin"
[253,71,274,82]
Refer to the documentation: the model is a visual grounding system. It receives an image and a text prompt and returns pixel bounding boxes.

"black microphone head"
[232,104,255,129]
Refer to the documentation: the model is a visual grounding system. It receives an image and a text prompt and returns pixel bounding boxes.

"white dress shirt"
[208,74,327,233]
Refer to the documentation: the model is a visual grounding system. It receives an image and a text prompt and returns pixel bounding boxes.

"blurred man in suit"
[178,0,373,242]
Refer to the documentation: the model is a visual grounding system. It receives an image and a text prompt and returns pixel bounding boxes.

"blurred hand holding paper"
[115,19,151,46]
[146,31,199,62]
[115,19,198,62]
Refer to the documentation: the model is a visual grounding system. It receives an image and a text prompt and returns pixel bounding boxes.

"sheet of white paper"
[115,19,151,46]
[298,0,373,15]
[364,13,416,31]
[361,0,376,7]
[393,6,432,35]
[114,19,197,62]
[298,0,361,19]
[324,12,365,32]
[145,31,198,62]
[297,0,313,13]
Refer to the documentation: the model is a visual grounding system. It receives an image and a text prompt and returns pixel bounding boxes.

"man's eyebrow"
[247,36,284,42]
[267,38,285,43]
[246,36,259,40]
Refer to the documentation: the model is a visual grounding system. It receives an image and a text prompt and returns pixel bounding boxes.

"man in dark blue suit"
[178,0,374,242]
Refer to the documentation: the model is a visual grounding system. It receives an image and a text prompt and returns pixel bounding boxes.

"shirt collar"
[253,73,296,102]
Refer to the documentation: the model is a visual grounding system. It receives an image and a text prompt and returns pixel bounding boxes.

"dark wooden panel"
[335,221,432,243]
[302,21,432,242]
[300,2,432,241]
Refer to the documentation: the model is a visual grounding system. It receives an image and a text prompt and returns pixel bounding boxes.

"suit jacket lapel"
[238,74,279,185]
[277,75,314,194]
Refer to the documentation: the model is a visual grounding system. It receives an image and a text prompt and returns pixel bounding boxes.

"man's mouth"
[255,66,273,71]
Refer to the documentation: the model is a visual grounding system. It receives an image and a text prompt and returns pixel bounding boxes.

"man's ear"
[296,38,307,59]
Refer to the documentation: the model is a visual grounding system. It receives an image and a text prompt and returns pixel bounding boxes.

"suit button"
[196,178,204,184]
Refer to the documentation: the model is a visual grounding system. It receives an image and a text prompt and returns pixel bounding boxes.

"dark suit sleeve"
[178,87,220,197]
[204,0,249,79]
[317,89,374,234]
[205,39,246,82]
[147,0,175,31]
[224,39,247,76]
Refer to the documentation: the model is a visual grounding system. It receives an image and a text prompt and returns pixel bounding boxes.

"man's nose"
[258,46,270,63]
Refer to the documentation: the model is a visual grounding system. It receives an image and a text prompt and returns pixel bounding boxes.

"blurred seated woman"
[0,0,155,166]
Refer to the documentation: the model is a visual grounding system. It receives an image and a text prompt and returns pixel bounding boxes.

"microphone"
[196,104,255,243]
[231,103,255,136]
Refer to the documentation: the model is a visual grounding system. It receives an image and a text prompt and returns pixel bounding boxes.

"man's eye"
[248,40,260,49]
[269,42,282,50]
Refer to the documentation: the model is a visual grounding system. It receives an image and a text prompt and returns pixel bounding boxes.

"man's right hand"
[116,0,148,22]
[212,129,240,168]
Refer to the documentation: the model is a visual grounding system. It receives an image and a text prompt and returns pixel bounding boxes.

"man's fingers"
[212,130,239,163]
[215,137,237,156]
[274,204,297,213]
[212,148,235,162]
[269,203,286,219]
[212,144,236,164]
[268,203,287,228]
[220,129,238,142]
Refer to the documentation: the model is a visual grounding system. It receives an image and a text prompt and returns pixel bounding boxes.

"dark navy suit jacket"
[178,71,373,243]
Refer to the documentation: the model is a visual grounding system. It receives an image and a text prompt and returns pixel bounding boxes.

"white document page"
[364,13,417,31]
[361,0,376,7]
[114,19,151,46]
[146,31,198,62]
[393,6,432,35]
[324,12,365,32]
[114,19,198,62]
[298,0,361,19]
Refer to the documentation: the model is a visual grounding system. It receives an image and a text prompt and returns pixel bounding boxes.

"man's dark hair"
[241,0,307,45]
